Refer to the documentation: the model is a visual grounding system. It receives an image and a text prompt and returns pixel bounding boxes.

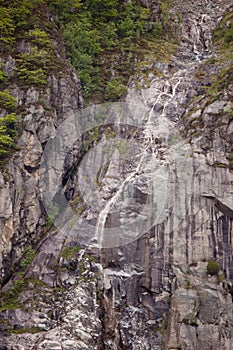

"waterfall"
[93,15,212,249]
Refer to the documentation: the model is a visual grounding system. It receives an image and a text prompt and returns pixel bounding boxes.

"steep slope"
[0,0,233,350]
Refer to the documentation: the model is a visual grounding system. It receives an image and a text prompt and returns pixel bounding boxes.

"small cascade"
[93,149,146,247]
[193,25,202,61]
[94,74,179,246]
[161,77,182,117]
[192,13,213,60]
[94,5,216,289]
[142,77,182,152]
[94,73,185,248]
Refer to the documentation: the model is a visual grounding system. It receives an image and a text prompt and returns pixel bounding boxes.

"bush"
[105,78,127,101]
[16,47,53,86]
[0,7,15,46]
[0,90,17,110]
[0,88,18,159]
[20,246,35,271]
[55,0,168,101]
[27,28,54,49]
[0,68,8,83]
[207,260,221,276]
[0,113,18,159]
[63,19,102,97]
[60,246,80,260]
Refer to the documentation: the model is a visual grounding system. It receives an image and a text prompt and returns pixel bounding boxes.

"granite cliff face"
[0,1,233,349]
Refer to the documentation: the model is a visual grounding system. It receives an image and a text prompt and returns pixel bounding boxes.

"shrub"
[0,113,18,159]
[55,0,169,101]
[0,90,17,110]
[27,28,54,49]
[189,313,198,326]
[207,260,221,275]
[20,246,36,271]
[16,47,53,86]
[0,67,8,83]
[63,19,102,97]
[0,7,15,47]
[0,128,14,157]
[60,246,80,260]
[105,78,127,101]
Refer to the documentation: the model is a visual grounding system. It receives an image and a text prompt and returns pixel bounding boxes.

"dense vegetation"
[0,0,174,101]
[0,0,174,159]
[0,0,61,160]
[51,0,174,101]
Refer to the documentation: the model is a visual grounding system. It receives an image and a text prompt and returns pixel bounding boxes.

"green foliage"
[47,0,82,21]
[69,193,86,215]
[0,90,17,110]
[184,279,191,288]
[206,63,233,99]
[0,0,173,101]
[0,68,8,83]
[0,7,15,46]
[45,202,59,227]
[81,126,100,153]
[213,12,233,47]
[60,246,80,260]
[0,1,45,49]
[0,129,14,157]
[105,78,127,101]
[63,18,102,97]
[10,326,43,334]
[0,1,57,90]
[55,0,171,101]
[217,274,225,284]
[0,113,18,158]
[189,313,198,327]
[210,12,233,99]
[0,89,18,159]
[16,46,54,86]
[27,28,54,49]
[0,113,18,136]
[101,22,118,49]
[0,278,25,310]
[20,246,36,272]
[96,287,103,304]
[157,314,168,333]
[227,154,233,168]
[207,260,221,276]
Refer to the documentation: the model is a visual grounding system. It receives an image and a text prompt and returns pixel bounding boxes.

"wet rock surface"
[0,0,233,349]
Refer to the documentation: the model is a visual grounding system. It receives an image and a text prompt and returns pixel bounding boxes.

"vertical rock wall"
[0,1,232,349]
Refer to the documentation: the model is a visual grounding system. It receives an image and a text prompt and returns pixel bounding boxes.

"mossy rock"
[207,260,221,276]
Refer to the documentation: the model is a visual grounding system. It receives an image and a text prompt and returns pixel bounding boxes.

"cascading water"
[94,75,184,248]
[94,12,214,257]
[2,1,231,350]
[193,14,213,60]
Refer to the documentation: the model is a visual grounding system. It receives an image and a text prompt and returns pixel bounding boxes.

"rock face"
[0,50,83,282]
[0,0,233,349]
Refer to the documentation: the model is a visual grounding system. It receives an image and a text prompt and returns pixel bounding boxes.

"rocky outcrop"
[167,263,233,350]
[0,21,83,282]
[0,0,232,349]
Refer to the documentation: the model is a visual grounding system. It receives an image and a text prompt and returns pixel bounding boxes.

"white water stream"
[93,75,184,248]
[93,14,213,250]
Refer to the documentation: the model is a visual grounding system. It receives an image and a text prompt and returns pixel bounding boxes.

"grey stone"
[0,1,232,350]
